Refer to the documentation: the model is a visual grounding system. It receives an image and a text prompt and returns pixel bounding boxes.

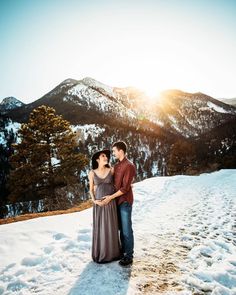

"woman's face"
[97,153,108,166]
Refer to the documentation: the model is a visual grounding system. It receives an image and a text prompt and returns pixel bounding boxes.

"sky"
[0,0,236,103]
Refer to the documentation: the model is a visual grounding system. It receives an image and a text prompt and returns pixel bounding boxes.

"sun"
[143,87,161,102]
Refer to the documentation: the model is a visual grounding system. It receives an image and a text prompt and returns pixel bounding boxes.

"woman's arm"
[88,171,96,202]
[88,171,102,206]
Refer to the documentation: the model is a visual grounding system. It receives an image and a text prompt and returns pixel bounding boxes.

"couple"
[88,141,136,266]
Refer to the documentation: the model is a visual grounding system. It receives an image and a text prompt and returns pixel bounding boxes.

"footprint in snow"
[21,256,46,267]
[52,232,68,240]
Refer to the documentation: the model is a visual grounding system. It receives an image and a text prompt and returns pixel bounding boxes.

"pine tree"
[167,140,196,175]
[0,116,16,217]
[7,105,88,209]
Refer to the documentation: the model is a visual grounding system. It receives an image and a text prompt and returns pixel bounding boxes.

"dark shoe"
[112,254,123,262]
[119,256,133,266]
[119,253,125,259]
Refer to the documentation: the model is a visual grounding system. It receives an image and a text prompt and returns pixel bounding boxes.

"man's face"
[112,146,120,159]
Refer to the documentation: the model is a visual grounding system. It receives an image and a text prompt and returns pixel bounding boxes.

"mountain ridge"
[0,97,25,114]
[2,77,236,139]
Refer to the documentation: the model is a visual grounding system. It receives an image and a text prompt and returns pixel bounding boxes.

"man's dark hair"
[112,141,127,154]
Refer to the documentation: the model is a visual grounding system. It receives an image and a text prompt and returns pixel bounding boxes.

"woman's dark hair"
[92,150,111,169]
[112,141,127,154]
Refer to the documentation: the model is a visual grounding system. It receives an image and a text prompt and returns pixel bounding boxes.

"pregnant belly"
[95,183,115,200]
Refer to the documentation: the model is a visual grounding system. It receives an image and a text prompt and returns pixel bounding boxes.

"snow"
[5,200,45,218]
[71,124,105,141]
[0,134,5,145]
[67,83,88,96]
[150,117,164,127]
[51,157,60,166]
[63,78,137,120]
[66,78,115,113]
[5,121,21,134]
[82,77,114,97]
[0,97,24,110]
[0,120,21,146]
[168,115,183,134]
[0,169,235,294]
[151,161,158,175]
[0,121,106,150]
[66,82,126,115]
[207,102,231,114]
[199,106,214,112]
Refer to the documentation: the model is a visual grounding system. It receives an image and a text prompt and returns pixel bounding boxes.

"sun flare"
[144,88,159,99]
[142,86,162,103]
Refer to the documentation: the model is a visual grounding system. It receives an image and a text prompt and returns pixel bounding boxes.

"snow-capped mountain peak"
[81,77,114,97]
[3,77,236,139]
[0,96,24,107]
[0,96,25,114]
[60,78,79,85]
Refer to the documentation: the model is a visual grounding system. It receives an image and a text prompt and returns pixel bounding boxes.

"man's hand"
[101,195,113,206]
[93,200,104,206]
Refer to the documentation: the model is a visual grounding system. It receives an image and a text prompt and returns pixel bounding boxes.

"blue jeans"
[117,201,134,259]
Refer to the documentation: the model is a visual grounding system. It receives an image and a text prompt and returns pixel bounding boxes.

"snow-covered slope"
[152,90,236,138]
[5,78,236,138]
[0,169,235,294]
[45,82,236,137]
[0,97,25,114]
[63,78,136,119]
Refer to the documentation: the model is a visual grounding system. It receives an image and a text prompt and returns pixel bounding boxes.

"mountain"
[158,90,236,137]
[113,88,236,138]
[1,77,236,218]
[4,78,236,139]
[0,97,25,114]
[218,98,236,107]
[3,78,140,128]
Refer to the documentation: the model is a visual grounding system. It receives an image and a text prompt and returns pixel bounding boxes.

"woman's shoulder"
[88,170,95,177]
[110,166,114,175]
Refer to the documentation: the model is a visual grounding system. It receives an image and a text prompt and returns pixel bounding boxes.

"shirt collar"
[118,156,127,164]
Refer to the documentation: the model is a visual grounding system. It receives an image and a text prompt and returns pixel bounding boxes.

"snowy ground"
[0,169,235,295]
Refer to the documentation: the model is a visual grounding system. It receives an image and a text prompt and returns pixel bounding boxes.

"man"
[101,141,136,266]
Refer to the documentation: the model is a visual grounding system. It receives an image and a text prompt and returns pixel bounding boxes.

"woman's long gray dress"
[92,169,121,263]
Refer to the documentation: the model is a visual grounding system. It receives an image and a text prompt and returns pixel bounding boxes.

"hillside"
[3,78,236,138]
[1,78,236,219]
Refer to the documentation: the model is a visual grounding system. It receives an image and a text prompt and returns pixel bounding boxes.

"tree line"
[1,105,235,218]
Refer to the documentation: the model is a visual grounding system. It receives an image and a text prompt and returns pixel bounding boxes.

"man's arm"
[110,189,124,199]
[118,164,135,196]
[101,164,135,205]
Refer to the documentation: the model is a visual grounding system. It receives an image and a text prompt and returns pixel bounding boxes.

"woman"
[88,148,122,263]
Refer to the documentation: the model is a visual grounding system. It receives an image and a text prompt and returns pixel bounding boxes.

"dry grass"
[0,200,93,225]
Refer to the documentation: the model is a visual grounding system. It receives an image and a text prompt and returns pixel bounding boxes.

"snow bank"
[0,169,235,294]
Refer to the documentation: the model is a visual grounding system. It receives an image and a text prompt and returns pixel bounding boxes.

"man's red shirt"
[113,157,136,205]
